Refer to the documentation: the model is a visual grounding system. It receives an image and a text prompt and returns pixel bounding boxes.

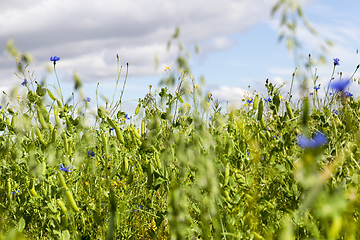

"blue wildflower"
[333,58,340,66]
[124,113,131,120]
[60,163,73,173]
[12,191,16,195]
[344,92,353,97]
[87,150,95,157]
[246,98,253,104]
[330,79,350,92]
[50,56,60,65]
[314,86,320,90]
[264,97,271,102]
[84,97,91,102]
[297,132,327,149]
[332,110,338,116]
[140,205,143,210]
[310,92,313,96]
[21,79,27,86]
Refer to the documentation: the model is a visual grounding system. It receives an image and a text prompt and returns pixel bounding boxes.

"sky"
[1,0,359,115]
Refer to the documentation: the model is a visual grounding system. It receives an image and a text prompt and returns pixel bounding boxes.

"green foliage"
[2,28,360,240]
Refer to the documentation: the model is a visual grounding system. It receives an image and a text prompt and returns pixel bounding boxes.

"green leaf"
[61,230,70,240]
[17,218,25,232]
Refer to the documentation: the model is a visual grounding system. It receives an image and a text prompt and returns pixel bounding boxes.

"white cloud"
[210,85,247,102]
[0,0,280,86]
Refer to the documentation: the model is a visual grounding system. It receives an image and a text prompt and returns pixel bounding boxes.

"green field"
[1,25,360,239]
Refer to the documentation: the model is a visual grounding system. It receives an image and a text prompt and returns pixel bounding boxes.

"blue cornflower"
[60,163,73,173]
[264,97,271,102]
[332,110,338,116]
[314,86,320,90]
[246,98,253,104]
[84,97,91,102]
[140,205,143,210]
[12,191,16,195]
[333,58,340,66]
[344,92,353,97]
[21,79,27,86]
[297,132,327,149]
[124,113,131,120]
[330,79,350,92]
[50,56,60,65]
[87,150,95,157]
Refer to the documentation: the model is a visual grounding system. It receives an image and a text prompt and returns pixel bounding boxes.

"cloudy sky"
[1,0,359,113]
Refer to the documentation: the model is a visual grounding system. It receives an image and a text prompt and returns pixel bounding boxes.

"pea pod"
[65,189,80,212]
[7,179,11,199]
[124,157,129,173]
[54,108,61,128]
[36,127,45,146]
[51,127,57,144]
[37,107,49,129]
[30,188,38,197]
[62,132,69,155]
[11,113,18,129]
[57,199,68,214]
[302,98,309,126]
[40,162,46,176]
[285,100,294,119]
[47,89,57,101]
[257,98,263,121]
[260,118,266,129]
[131,125,141,139]
[57,171,67,189]
[41,186,50,201]
[56,99,63,109]
[253,94,259,111]
[141,118,146,138]
[107,117,125,144]
[126,168,133,185]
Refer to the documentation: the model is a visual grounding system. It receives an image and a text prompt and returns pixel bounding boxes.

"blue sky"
[0,0,359,115]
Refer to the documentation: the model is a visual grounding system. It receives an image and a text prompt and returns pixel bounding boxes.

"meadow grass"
[1,37,360,240]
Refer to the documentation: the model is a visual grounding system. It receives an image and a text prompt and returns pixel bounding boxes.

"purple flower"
[60,163,73,173]
[84,97,91,102]
[297,132,327,149]
[21,79,27,86]
[330,79,350,92]
[333,58,340,66]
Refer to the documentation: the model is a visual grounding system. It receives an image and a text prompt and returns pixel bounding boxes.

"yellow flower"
[85,182,89,186]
